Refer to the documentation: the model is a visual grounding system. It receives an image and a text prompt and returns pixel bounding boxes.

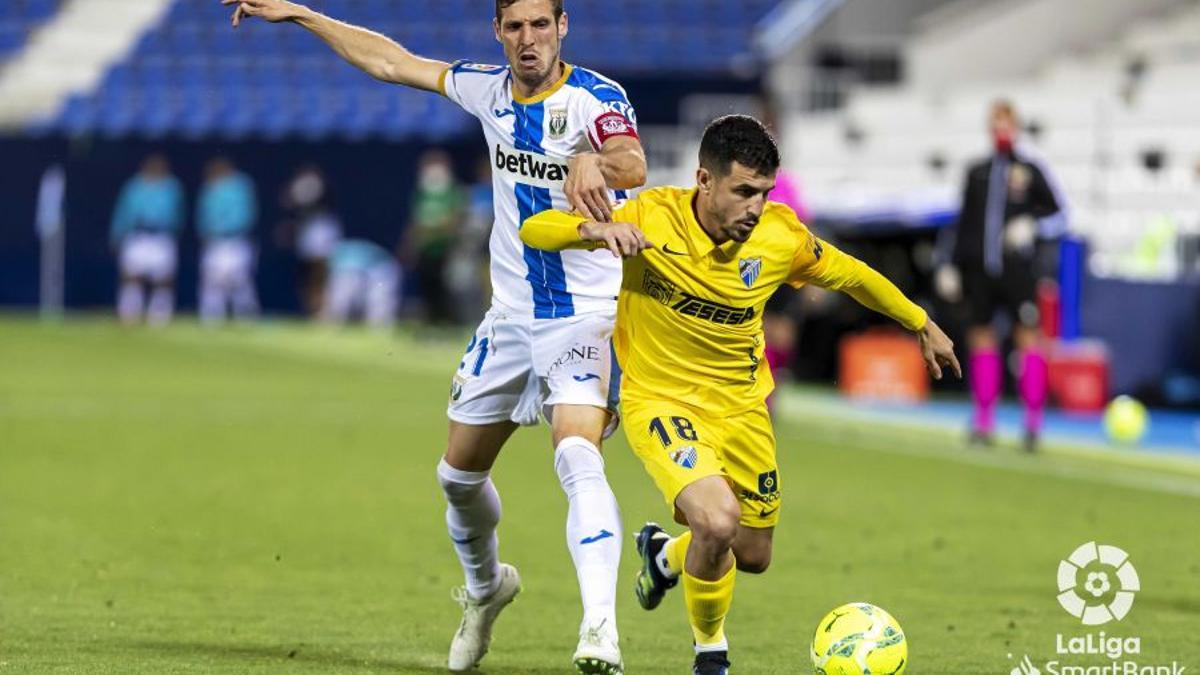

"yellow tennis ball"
[1104,395,1148,445]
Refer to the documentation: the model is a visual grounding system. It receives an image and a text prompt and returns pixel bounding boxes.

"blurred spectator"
[37,164,67,319]
[937,100,1067,451]
[197,157,260,324]
[110,154,184,326]
[404,149,464,325]
[279,164,342,317]
[444,156,493,325]
[321,239,401,329]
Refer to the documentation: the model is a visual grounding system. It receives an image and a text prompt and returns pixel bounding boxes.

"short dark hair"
[496,0,564,21]
[699,115,780,177]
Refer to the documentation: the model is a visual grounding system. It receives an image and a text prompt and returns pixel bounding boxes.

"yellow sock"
[664,530,692,576]
[682,563,736,648]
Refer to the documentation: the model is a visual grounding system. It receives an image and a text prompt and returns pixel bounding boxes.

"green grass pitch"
[2,317,1198,673]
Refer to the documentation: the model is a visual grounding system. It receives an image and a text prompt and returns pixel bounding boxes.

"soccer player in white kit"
[223,1,646,672]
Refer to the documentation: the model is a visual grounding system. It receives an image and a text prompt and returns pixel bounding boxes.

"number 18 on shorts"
[622,399,781,528]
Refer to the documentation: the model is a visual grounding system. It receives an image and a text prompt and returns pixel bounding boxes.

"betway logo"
[495,145,570,188]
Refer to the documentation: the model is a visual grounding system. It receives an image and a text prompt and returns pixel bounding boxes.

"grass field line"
[777,392,1200,498]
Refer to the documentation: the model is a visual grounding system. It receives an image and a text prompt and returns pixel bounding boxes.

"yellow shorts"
[621,397,780,528]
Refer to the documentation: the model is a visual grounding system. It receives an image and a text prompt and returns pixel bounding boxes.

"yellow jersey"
[521,186,928,413]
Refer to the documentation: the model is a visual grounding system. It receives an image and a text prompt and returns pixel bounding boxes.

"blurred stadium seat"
[783,0,1200,281]
[10,0,778,140]
[0,0,61,58]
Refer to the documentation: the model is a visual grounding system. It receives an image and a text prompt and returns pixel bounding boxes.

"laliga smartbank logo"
[1004,542,1187,675]
[1056,541,1139,625]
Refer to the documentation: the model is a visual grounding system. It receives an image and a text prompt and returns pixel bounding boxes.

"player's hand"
[918,319,961,381]
[579,221,651,258]
[223,0,304,27]
[565,153,613,223]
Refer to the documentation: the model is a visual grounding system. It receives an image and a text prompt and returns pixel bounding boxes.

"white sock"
[655,545,677,580]
[199,281,224,324]
[146,286,174,326]
[555,436,622,629]
[437,458,502,601]
[695,639,729,654]
[117,281,144,324]
[231,278,259,320]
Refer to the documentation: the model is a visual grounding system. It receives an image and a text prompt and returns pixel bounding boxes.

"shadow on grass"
[128,639,566,674]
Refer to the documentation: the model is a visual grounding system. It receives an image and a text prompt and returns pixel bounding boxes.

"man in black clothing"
[939,100,1066,450]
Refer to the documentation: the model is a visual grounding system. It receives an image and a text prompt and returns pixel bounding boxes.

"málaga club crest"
[739,257,762,288]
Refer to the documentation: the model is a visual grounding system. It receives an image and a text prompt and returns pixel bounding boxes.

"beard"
[513,65,553,88]
[726,217,758,243]
[510,43,560,87]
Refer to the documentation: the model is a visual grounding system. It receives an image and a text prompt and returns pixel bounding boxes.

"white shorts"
[447,303,620,436]
[297,215,342,261]
[120,233,177,283]
[323,263,400,326]
[201,238,255,288]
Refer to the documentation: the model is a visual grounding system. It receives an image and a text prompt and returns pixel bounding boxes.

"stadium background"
[2,0,1199,399]
[1,0,1199,673]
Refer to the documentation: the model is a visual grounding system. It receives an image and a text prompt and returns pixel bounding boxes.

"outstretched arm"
[791,234,961,380]
[223,0,447,91]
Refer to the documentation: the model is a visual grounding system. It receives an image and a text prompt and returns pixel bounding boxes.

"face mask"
[993,130,1014,154]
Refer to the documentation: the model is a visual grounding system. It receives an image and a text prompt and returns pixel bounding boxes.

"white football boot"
[572,616,623,674]
[447,563,522,672]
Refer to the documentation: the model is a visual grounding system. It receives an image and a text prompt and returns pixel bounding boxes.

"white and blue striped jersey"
[440,61,639,319]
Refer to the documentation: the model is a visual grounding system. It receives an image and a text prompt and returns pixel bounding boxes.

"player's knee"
[553,436,606,496]
[550,405,607,448]
[1014,325,1040,351]
[735,548,772,574]
[437,476,478,504]
[437,458,486,504]
[968,326,998,351]
[688,503,741,551]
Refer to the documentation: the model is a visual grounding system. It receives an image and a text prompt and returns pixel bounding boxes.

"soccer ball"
[810,602,907,675]
[1103,395,1148,445]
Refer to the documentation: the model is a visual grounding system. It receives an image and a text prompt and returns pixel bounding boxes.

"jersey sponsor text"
[495,144,570,188]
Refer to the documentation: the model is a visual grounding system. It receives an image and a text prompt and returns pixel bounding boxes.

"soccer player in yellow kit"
[521,115,960,674]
